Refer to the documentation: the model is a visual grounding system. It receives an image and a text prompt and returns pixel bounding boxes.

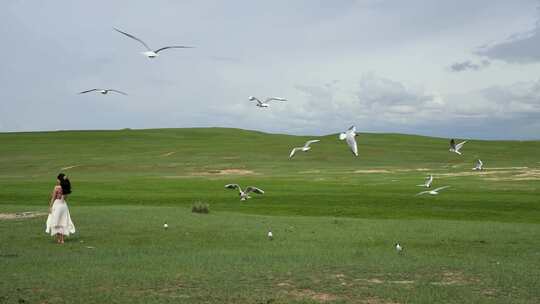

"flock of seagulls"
[414,139,485,196]
[72,28,489,249]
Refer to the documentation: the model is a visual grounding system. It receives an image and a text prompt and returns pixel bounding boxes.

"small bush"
[192,202,210,214]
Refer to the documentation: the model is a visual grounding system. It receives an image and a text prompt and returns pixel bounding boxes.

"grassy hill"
[1,128,539,222]
[1,128,539,303]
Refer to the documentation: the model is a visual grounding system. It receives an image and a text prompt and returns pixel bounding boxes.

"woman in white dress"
[45,173,76,244]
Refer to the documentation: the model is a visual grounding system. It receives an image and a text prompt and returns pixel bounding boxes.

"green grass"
[1,128,539,303]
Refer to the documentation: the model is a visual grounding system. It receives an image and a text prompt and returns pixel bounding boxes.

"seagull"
[289,140,320,158]
[267,230,273,240]
[78,89,127,95]
[163,223,168,229]
[416,186,450,196]
[224,184,264,201]
[417,175,433,188]
[473,159,484,171]
[339,126,358,156]
[114,27,194,58]
[248,96,286,108]
[395,243,403,253]
[449,139,467,155]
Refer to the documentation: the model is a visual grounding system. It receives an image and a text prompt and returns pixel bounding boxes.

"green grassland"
[1,128,539,303]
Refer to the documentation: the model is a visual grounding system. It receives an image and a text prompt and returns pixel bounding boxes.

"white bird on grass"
[395,243,403,253]
[289,140,320,158]
[339,126,358,156]
[417,175,433,188]
[114,27,194,58]
[416,186,450,196]
[163,223,168,229]
[473,159,484,171]
[449,139,467,155]
[267,230,273,240]
[78,89,127,95]
[224,184,264,201]
[248,96,286,108]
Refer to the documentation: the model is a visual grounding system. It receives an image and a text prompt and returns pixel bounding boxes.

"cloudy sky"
[1,0,539,139]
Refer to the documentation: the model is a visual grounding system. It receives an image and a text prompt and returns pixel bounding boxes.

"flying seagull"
[417,175,433,188]
[224,184,264,201]
[339,125,358,156]
[114,27,194,58]
[289,140,320,158]
[248,96,286,108]
[449,139,467,155]
[78,89,127,95]
[472,159,483,171]
[416,186,450,196]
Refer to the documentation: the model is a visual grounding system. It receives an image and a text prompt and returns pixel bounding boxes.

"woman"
[45,173,76,244]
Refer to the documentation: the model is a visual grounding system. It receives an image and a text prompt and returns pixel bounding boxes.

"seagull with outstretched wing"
[225,184,264,201]
[289,139,320,158]
[78,89,128,95]
[473,159,484,171]
[248,96,286,108]
[449,139,467,155]
[417,175,433,188]
[339,126,358,156]
[114,27,194,58]
[416,185,450,196]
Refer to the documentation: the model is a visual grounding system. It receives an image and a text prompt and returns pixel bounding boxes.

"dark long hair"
[57,173,72,195]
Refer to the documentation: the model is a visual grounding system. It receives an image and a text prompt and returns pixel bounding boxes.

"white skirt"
[45,199,76,236]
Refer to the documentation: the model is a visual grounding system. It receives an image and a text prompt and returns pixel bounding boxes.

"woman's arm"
[49,187,58,213]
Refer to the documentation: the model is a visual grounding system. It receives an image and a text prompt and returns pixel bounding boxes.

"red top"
[52,186,63,200]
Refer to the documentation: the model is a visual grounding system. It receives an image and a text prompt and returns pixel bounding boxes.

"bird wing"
[416,190,429,196]
[455,141,467,150]
[114,27,152,51]
[224,184,241,193]
[264,97,286,103]
[108,89,128,95]
[304,139,320,148]
[249,96,263,105]
[245,186,264,194]
[78,89,98,94]
[346,135,358,156]
[450,139,456,149]
[433,186,450,192]
[289,148,299,158]
[155,46,195,53]
[348,125,356,133]
[478,159,483,166]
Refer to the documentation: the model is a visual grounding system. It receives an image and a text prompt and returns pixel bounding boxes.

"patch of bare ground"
[192,169,256,176]
[354,169,391,174]
[161,152,176,157]
[430,271,478,286]
[299,170,321,174]
[0,212,47,220]
[362,297,401,304]
[484,169,540,181]
[61,165,80,170]
[289,289,339,302]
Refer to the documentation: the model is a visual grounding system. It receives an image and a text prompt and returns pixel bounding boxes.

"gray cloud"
[476,20,540,63]
[449,60,490,72]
